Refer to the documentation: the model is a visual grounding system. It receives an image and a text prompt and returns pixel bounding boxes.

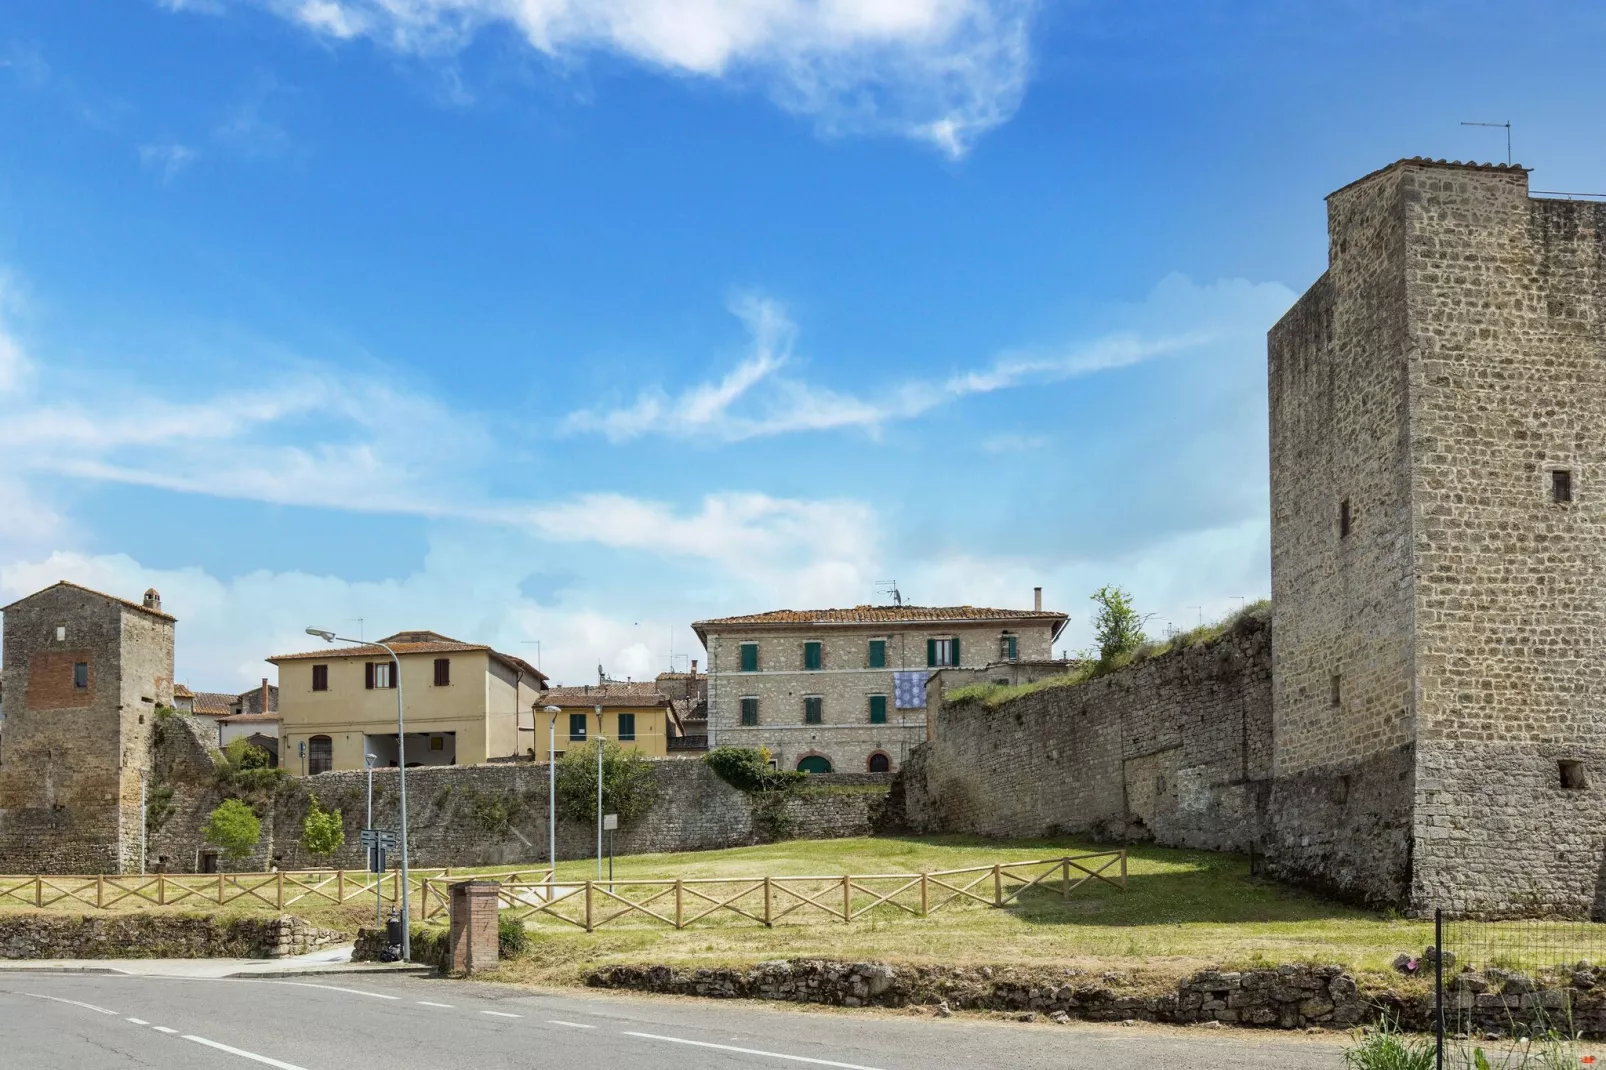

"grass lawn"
[2,836,1442,989]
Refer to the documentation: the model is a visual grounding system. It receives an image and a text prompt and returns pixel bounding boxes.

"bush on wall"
[554,740,660,826]
[703,747,805,794]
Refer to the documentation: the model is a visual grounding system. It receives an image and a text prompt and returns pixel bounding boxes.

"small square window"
[569,713,588,741]
[804,696,823,724]
[55,626,66,642]
[1330,673,1342,708]
[1560,760,1588,790]
[740,697,759,726]
[1552,469,1573,503]
[1339,499,1352,538]
[73,662,89,689]
[429,736,444,751]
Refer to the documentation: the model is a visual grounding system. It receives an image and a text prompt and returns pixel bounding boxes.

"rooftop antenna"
[347,618,364,642]
[874,580,903,607]
[1461,120,1511,166]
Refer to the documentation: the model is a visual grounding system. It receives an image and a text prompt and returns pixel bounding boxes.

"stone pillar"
[448,880,500,975]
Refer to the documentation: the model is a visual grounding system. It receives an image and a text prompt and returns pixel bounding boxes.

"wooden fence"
[0,867,551,915]
[419,850,1127,933]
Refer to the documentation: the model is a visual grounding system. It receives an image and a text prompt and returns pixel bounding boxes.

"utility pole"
[595,705,605,880]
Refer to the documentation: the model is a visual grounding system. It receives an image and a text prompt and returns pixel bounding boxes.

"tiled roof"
[218,711,281,724]
[1,580,176,622]
[268,631,546,682]
[190,691,237,716]
[1329,157,1532,199]
[173,684,194,698]
[541,682,669,709]
[693,605,1068,632]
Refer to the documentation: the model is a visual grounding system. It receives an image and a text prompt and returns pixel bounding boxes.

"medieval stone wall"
[899,613,1271,852]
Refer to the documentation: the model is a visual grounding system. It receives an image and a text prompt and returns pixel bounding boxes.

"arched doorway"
[867,752,891,773]
[796,755,833,774]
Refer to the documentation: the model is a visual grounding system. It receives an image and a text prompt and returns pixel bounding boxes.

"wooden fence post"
[34,875,42,908]
[675,879,684,930]
[584,881,594,932]
[158,873,166,906]
[1062,859,1070,901]
[842,876,852,923]
[96,874,104,909]
[920,873,929,917]
[217,871,225,906]
[337,869,344,903]
[1120,849,1127,890]
[276,870,285,909]
[763,876,773,927]
[993,864,1002,907]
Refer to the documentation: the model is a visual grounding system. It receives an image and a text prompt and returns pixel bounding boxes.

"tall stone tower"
[0,581,175,873]
[1268,158,1606,916]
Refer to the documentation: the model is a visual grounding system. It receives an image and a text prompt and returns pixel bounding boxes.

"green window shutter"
[740,698,758,725]
[740,643,758,672]
[617,713,636,741]
[950,636,960,666]
[869,695,887,724]
[926,638,936,667]
[805,697,822,724]
[868,639,885,668]
[804,641,821,670]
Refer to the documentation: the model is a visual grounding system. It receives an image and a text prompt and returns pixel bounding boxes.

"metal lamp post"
[594,705,605,880]
[308,627,411,962]
[365,752,380,927]
[543,704,561,896]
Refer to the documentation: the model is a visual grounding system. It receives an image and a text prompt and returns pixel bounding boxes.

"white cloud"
[174,0,1035,156]
[139,143,199,183]
[565,275,1296,443]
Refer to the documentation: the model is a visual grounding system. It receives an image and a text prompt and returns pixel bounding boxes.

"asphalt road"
[0,972,1348,1069]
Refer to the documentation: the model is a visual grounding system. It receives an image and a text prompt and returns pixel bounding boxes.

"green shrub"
[203,798,261,863]
[703,746,805,793]
[301,794,345,858]
[1342,1017,1435,1070]
[555,740,661,825]
[498,914,530,958]
[223,737,272,771]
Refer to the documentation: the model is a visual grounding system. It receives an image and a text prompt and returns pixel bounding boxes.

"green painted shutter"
[868,639,885,668]
[926,638,936,667]
[869,695,887,724]
[804,641,821,670]
[741,643,758,672]
[950,637,960,666]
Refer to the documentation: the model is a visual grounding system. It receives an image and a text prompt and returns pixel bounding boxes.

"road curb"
[227,964,438,978]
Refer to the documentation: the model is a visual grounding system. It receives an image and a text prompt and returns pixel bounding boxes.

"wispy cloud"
[164,0,1036,157]
[139,142,199,183]
[564,276,1290,444]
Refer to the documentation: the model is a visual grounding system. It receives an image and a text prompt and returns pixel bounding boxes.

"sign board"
[602,814,618,831]
[359,828,398,848]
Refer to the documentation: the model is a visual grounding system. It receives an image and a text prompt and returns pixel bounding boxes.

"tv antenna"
[1461,120,1511,165]
[874,580,902,607]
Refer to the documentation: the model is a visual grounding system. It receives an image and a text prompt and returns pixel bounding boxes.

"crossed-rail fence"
[0,850,1127,934]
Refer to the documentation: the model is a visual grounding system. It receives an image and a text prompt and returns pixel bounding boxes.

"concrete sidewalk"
[0,943,436,979]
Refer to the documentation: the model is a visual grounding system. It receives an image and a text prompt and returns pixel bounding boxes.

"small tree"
[301,793,345,859]
[1090,584,1146,664]
[555,740,660,826]
[222,737,272,771]
[203,798,261,864]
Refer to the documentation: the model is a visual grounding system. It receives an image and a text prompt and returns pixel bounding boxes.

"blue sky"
[2,0,1604,689]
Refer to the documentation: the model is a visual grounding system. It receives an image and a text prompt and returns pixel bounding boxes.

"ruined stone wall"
[1401,173,1606,916]
[899,615,1271,852]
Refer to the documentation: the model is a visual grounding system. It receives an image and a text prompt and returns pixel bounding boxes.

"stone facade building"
[694,599,1067,774]
[1267,157,1606,915]
[0,582,175,874]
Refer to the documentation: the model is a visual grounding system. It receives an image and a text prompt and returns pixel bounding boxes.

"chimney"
[143,588,162,612]
[1033,587,1042,612]
[261,678,270,716]
[691,659,699,675]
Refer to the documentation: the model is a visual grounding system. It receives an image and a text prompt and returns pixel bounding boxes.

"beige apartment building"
[693,597,1068,774]
[533,682,676,761]
[268,631,547,774]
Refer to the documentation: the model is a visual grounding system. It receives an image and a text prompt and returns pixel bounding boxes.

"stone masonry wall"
[0,912,343,959]
[899,614,1271,853]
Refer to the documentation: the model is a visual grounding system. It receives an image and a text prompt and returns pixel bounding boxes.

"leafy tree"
[222,737,272,771]
[203,798,261,864]
[301,794,345,859]
[703,746,805,793]
[1090,585,1146,664]
[554,740,660,826]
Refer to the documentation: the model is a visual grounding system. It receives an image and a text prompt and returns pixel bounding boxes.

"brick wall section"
[899,617,1271,852]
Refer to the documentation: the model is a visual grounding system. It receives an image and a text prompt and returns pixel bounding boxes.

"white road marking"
[153,1027,179,1035]
[623,1032,888,1070]
[416,1001,455,1008]
[126,1017,150,1025]
[547,1020,595,1029]
[480,1010,522,1018]
[184,1034,312,1069]
[262,981,400,1000]
[24,993,117,1015]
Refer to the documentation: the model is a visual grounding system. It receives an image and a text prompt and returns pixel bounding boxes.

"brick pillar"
[448,880,500,975]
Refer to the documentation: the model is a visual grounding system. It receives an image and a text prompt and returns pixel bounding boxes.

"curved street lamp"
[307,627,412,961]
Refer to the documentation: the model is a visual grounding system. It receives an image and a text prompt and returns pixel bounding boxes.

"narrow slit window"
[1330,673,1342,708]
[73,662,89,689]
[1552,469,1573,503]
[1339,499,1352,538]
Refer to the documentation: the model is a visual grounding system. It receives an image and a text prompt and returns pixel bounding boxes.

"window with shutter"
[868,695,887,724]
[1000,634,1017,661]
[312,664,329,692]
[740,643,759,672]
[740,697,759,726]
[433,658,450,686]
[365,662,375,690]
[803,641,822,670]
[926,638,936,667]
[868,639,886,668]
[617,713,636,741]
[804,696,823,724]
[569,713,588,741]
[951,636,960,666]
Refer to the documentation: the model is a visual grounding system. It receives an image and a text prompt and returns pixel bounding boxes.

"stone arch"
[795,753,833,774]
[866,751,892,773]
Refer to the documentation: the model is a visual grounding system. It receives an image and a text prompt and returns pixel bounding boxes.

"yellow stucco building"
[532,682,677,761]
[269,631,547,774]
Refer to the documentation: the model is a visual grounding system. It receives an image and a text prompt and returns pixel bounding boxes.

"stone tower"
[0,581,175,873]
[1268,158,1606,916]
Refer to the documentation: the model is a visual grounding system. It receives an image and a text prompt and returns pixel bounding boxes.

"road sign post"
[603,813,617,890]
[360,829,397,928]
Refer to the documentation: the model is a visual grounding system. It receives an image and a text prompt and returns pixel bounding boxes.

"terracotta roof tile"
[693,605,1067,628]
[190,691,237,716]
[540,682,669,709]
[267,634,546,682]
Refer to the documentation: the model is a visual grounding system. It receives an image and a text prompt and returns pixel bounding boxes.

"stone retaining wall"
[0,913,344,959]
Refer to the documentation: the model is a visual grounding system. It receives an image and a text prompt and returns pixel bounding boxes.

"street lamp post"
[542,704,561,896]
[594,705,604,880]
[365,752,380,928]
[307,627,412,962]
